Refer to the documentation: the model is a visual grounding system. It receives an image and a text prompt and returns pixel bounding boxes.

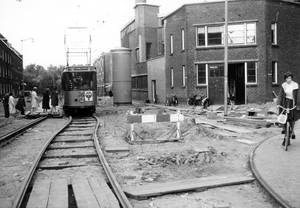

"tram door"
[208,64,224,105]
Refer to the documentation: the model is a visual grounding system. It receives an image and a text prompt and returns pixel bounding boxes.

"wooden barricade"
[127,110,184,141]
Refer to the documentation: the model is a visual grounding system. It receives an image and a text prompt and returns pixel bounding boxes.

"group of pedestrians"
[41,88,59,113]
[2,92,26,118]
[2,87,59,118]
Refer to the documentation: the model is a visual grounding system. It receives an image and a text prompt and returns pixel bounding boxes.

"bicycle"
[187,93,210,109]
[165,94,178,106]
[277,105,296,151]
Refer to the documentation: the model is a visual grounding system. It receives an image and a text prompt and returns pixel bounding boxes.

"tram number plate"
[85,91,93,101]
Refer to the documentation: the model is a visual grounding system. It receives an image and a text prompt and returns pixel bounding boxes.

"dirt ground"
[0,97,283,208]
[96,97,282,208]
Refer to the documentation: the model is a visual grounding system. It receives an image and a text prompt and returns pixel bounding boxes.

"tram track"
[0,117,47,147]
[12,115,132,208]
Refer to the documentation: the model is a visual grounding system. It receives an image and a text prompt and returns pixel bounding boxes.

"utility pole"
[21,38,34,92]
[224,0,228,116]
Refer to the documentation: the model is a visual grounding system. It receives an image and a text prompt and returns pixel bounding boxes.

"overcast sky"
[0,0,219,69]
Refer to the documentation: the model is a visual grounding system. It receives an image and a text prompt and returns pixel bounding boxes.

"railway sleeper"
[22,177,120,208]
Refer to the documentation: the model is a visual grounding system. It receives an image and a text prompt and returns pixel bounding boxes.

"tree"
[24,64,63,94]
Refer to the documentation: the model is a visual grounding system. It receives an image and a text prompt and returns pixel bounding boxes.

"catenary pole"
[224,0,228,116]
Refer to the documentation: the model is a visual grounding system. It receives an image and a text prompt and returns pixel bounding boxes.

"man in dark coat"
[3,93,9,118]
[51,89,59,113]
[16,94,26,115]
[42,88,50,113]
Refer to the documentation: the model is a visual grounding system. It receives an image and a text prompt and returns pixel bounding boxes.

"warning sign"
[85,91,93,101]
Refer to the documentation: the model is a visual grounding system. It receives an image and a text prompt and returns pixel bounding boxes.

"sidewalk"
[251,122,300,208]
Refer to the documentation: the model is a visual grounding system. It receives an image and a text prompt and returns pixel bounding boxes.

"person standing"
[277,71,300,146]
[8,92,16,118]
[31,87,39,112]
[16,94,26,115]
[2,92,10,118]
[42,88,50,113]
[50,88,59,113]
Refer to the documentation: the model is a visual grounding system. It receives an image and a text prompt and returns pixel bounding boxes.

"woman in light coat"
[8,92,16,117]
[31,87,39,112]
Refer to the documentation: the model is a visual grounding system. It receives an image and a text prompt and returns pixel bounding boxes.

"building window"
[0,66,2,77]
[197,27,205,46]
[170,68,174,88]
[170,34,173,55]
[136,48,140,63]
[146,43,151,60]
[196,64,207,85]
[197,22,256,47]
[182,65,186,87]
[271,23,277,45]
[246,23,256,44]
[228,24,244,44]
[272,61,278,84]
[181,29,185,51]
[132,75,148,90]
[246,62,257,84]
[208,26,223,45]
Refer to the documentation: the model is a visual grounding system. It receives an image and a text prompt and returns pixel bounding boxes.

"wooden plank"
[72,178,100,208]
[225,116,269,126]
[48,142,94,149]
[194,118,251,133]
[123,175,255,199]
[60,131,93,136]
[26,180,51,208]
[38,158,99,169]
[105,146,130,153]
[236,139,258,145]
[48,179,68,208]
[53,136,92,142]
[70,123,95,126]
[88,177,120,208]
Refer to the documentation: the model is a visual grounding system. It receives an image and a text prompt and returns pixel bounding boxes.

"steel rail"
[249,137,293,208]
[0,116,47,147]
[12,116,72,208]
[93,115,133,208]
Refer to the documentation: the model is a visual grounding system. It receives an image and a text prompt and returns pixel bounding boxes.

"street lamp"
[21,38,34,92]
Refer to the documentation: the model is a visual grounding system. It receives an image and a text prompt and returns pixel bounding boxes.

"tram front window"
[62,72,96,91]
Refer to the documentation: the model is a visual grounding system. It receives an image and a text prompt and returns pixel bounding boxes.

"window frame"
[246,62,257,84]
[181,29,185,51]
[135,48,140,63]
[170,67,174,88]
[196,64,207,86]
[272,61,278,84]
[271,22,277,45]
[196,22,256,47]
[182,65,186,87]
[170,34,174,55]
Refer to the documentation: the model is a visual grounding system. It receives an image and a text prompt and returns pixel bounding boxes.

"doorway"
[151,80,156,103]
[208,63,245,105]
[228,63,245,104]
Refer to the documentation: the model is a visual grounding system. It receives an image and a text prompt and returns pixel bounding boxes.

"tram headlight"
[79,98,84,103]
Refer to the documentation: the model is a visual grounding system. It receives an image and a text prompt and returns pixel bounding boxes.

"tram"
[61,65,97,114]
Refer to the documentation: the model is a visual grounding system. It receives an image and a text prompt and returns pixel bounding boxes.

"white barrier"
[127,110,184,141]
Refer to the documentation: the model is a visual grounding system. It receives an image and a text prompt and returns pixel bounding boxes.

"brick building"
[164,0,300,104]
[0,34,23,99]
[93,52,112,96]
[120,0,300,104]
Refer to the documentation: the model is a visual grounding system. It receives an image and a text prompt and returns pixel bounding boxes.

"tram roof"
[63,65,96,72]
